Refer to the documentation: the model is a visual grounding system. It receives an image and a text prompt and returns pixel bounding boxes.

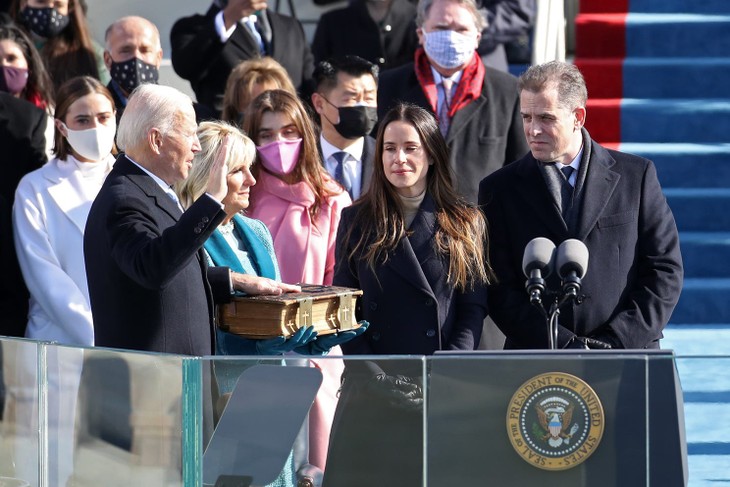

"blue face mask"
[19,6,70,38]
[423,30,477,70]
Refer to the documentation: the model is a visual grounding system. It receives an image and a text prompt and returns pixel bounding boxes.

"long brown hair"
[53,76,114,160]
[343,103,494,290]
[12,0,100,93]
[243,89,338,219]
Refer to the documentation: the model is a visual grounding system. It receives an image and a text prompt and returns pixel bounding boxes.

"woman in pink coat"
[244,89,351,286]
[244,89,352,473]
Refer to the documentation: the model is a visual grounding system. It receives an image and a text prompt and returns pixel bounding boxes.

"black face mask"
[322,97,378,139]
[19,7,70,38]
[110,57,159,94]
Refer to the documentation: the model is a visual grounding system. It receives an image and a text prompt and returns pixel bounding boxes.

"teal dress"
[204,214,298,487]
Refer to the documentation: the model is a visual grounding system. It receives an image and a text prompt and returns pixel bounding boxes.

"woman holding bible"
[324,103,493,487]
[175,120,365,487]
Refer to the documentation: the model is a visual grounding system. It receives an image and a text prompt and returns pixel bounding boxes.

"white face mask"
[423,30,477,70]
[61,121,116,161]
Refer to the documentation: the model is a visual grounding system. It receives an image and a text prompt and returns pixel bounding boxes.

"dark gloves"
[255,326,318,355]
[364,373,424,412]
[564,335,613,350]
[305,320,370,355]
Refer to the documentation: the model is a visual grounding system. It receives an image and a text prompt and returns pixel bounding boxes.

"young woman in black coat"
[324,103,494,486]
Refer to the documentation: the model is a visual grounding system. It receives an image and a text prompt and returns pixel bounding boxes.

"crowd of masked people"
[0,0,683,485]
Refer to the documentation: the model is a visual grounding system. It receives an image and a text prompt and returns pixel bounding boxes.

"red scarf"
[414,47,485,119]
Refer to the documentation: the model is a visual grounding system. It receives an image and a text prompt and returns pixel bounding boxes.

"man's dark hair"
[313,55,379,94]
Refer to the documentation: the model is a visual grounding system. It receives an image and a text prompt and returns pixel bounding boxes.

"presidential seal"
[506,372,604,471]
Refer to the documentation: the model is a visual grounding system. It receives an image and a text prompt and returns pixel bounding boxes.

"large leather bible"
[217,284,363,338]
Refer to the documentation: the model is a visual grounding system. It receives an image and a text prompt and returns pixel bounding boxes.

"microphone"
[522,237,556,305]
[555,239,589,299]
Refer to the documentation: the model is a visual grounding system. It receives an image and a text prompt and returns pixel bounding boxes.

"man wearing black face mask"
[104,16,215,124]
[103,16,162,123]
[311,56,379,200]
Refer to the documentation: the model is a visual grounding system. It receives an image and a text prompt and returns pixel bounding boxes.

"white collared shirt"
[320,134,365,199]
[214,10,259,44]
[556,147,584,187]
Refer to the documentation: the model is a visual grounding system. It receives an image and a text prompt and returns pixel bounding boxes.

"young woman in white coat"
[10,75,115,487]
[13,75,116,345]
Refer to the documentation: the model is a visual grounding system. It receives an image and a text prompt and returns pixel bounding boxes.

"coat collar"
[116,155,182,221]
[385,193,438,298]
[44,155,114,233]
[574,134,620,240]
[513,130,619,240]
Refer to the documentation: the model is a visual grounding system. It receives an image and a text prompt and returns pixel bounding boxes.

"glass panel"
[195,355,426,487]
[0,338,41,486]
[426,350,684,486]
[10,335,725,486]
[56,343,186,487]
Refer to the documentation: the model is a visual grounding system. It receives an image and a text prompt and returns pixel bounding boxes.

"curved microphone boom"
[556,239,589,300]
[522,237,556,306]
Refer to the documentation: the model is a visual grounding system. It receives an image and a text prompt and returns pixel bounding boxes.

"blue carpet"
[629,0,730,14]
[621,99,730,143]
[672,278,730,324]
[620,143,730,189]
[626,14,730,58]
[623,58,730,99]
[664,189,730,232]
[676,233,730,278]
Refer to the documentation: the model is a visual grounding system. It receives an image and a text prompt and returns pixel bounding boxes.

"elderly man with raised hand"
[84,84,270,355]
[377,0,528,205]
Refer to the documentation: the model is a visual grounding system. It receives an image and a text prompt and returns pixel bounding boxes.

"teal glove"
[304,320,370,356]
[255,326,318,355]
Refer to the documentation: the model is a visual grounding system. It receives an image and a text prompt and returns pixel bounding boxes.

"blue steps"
[671,279,730,324]
[622,58,730,99]
[627,0,730,14]
[665,189,730,232]
[620,143,730,189]
[626,14,730,58]
[621,99,730,143]
[593,1,730,484]
[677,233,730,278]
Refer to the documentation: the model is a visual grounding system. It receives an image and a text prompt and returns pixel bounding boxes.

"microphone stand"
[531,289,583,350]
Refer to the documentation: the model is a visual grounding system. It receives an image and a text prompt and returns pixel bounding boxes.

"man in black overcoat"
[479,61,683,349]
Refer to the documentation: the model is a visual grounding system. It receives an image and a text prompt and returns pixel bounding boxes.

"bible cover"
[218,284,363,338]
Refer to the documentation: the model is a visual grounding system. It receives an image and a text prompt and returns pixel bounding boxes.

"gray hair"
[518,61,588,110]
[175,121,257,209]
[116,84,193,153]
[416,0,487,32]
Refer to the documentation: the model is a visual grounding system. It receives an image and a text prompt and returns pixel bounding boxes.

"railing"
[1,336,718,486]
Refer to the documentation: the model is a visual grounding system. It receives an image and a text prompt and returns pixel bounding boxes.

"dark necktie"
[332,152,352,197]
[560,165,575,217]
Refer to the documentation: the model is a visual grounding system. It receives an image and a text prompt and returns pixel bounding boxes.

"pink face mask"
[0,66,29,96]
[256,138,302,176]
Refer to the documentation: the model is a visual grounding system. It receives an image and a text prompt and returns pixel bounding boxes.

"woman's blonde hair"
[222,57,297,124]
[174,120,257,209]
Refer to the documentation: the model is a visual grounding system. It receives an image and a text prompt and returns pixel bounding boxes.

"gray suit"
[378,62,529,203]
